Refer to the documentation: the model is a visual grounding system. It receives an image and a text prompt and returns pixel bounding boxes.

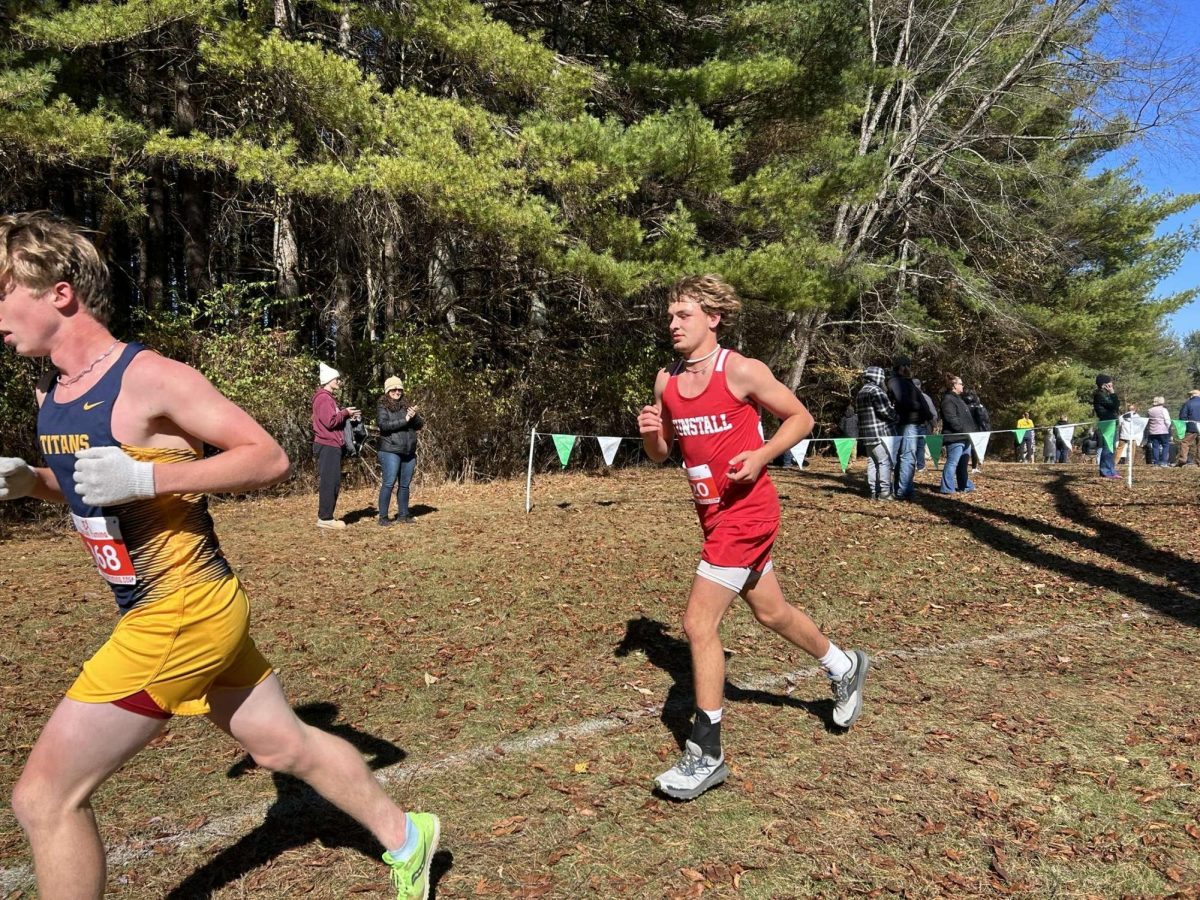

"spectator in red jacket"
[312,363,360,529]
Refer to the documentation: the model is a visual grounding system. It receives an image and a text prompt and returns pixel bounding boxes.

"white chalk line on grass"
[0,609,1153,892]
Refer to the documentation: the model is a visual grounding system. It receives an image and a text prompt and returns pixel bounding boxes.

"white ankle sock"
[820,643,853,679]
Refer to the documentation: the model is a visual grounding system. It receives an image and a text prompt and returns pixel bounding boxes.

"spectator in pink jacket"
[1145,396,1172,467]
[312,363,360,529]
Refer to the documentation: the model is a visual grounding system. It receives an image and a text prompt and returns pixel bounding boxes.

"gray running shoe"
[831,650,870,728]
[654,740,729,800]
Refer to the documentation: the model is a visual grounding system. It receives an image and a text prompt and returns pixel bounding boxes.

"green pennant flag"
[1173,419,1188,440]
[551,433,576,468]
[1097,419,1116,451]
[1013,428,1028,445]
[924,433,944,467]
[833,438,855,472]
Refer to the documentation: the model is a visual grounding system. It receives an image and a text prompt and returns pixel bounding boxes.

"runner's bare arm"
[122,353,291,495]
[725,355,813,483]
[638,369,674,463]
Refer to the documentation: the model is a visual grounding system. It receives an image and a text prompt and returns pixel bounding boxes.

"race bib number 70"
[72,513,137,586]
[686,463,721,506]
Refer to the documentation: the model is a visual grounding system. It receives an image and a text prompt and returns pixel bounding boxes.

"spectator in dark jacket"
[1093,374,1121,477]
[887,356,930,500]
[1177,389,1200,466]
[855,366,897,500]
[912,377,939,469]
[939,375,975,495]
[839,402,859,462]
[962,389,990,471]
[376,376,424,525]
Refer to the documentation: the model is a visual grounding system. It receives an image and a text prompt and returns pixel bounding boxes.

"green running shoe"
[383,813,440,900]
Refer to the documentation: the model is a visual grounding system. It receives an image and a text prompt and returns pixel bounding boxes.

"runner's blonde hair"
[667,274,741,328]
[0,212,112,324]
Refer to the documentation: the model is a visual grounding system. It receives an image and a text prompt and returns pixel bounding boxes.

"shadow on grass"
[615,617,837,750]
[800,469,1200,626]
[341,505,378,526]
[167,702,451,899]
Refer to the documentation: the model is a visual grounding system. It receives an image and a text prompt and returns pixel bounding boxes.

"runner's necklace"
[683,345,720,373]
[57,340,119,386]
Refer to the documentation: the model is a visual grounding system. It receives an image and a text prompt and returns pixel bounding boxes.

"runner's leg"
[741,568,831,659]
[206,673,408,851]
[682,575,740,711]
[12,698,167,900]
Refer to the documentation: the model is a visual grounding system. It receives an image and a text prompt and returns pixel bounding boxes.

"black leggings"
[314,442,343,520]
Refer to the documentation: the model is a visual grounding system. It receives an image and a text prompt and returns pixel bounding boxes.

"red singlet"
[661,349,780,568]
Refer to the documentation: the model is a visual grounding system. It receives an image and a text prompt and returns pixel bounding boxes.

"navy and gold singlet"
[37,343,232,613]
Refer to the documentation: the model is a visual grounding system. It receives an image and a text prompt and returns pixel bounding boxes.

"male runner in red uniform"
[638,274,870,800]
[0,213,438,899]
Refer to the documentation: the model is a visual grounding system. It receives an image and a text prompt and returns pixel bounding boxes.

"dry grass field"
[2,459,1199,898]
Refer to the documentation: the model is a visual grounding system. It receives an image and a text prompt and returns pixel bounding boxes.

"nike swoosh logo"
[83,401,106,411]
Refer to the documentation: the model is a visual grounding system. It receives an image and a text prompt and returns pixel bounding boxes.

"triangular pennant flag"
[886,434,904,463]
[924,433,944,467]
[1013,428,1028,445]
[551,433,576,468]
[597,436,621,467]
[1125,415,1148,445]
[1054,424,1075,446]
[1173,418,1188,440]
[790,439,811,468]
[968,431,991,465]
[833,438,855,472]
[1097,419,1116,451]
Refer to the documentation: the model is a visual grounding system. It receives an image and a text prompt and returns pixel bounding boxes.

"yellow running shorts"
[67,576,272,716]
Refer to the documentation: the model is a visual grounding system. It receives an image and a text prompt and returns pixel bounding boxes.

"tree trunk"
[274,0,293,32]
[332,268,354,367]
[173,53,211,305]
[140,162,169,311]
[783,309,825,392]
[274,199,301,298]
[428,235,458,327]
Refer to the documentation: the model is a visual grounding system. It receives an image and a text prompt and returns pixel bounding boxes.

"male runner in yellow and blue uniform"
[0,212,438,900]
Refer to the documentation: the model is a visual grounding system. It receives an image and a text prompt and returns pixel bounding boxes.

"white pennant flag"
[790,439,811,468]
[969,431,991,465]
[597,436,622,467]
[1054,424,1075,446]
[1121,414,1148,445]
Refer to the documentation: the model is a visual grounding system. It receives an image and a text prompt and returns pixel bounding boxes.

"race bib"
[72,513,136,586]
[686,463,720,506]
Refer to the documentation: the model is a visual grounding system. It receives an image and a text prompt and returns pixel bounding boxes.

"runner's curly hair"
[666,274,741,329]
[0,212,112,324]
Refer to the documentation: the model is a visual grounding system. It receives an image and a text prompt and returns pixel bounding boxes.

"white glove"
[73,446,156,507]
[0,457,38,501]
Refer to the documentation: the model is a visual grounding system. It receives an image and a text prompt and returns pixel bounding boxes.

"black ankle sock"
[690,709,722,759]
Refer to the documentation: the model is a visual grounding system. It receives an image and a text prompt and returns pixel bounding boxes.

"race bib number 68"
[72,513,137,586]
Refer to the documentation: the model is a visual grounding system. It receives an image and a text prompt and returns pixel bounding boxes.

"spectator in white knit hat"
[311,362,359,528]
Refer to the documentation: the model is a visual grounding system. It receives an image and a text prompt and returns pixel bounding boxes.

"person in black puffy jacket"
[376,376,424,525]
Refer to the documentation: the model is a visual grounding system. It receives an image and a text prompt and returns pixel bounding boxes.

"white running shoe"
[831,650,870,728]
[653,740,729,800]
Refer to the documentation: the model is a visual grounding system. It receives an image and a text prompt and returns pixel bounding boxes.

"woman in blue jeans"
[376,376,424,525]
[938,375,975,494]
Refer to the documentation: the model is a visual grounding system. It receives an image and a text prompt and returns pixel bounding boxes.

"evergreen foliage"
[1,0,1195,477]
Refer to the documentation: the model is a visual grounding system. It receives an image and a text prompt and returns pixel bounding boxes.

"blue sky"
[1103,2,1200,338]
